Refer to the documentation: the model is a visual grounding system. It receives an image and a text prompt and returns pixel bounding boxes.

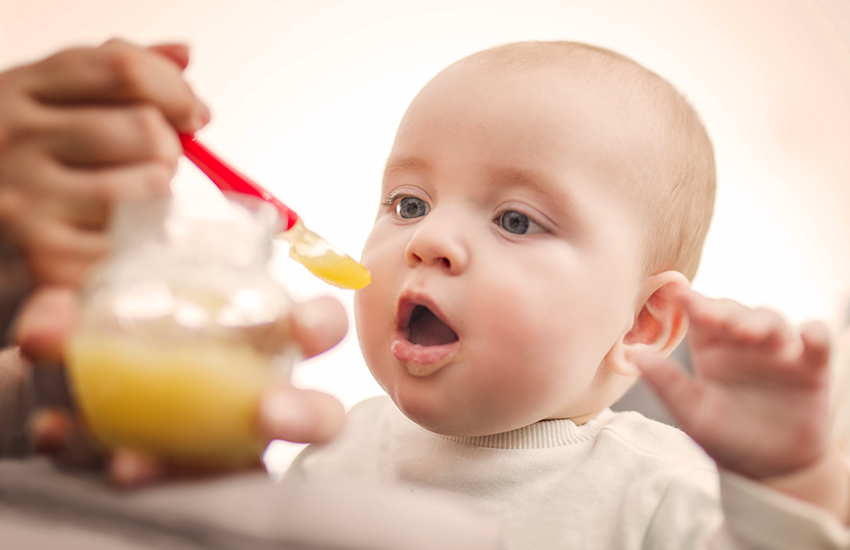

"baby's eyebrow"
[486,166,566,201]
[487,166,551,194]
[382,156,430,180]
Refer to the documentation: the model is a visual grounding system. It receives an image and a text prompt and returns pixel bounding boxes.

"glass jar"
[66,194,294,466]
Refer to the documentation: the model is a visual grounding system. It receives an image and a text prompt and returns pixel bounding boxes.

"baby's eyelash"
[381,192,412,207]
[380,193,400,207]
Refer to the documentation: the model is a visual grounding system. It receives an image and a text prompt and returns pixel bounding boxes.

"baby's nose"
[404,213,469,274]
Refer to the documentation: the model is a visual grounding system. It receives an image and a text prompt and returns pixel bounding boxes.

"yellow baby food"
[67,332,271,466]
[282,218,371,290]
[292,248,372,290]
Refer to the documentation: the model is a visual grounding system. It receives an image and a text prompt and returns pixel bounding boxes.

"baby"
[286,41,849,548]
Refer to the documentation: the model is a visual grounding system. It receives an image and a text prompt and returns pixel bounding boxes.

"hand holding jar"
[16,194,347,486]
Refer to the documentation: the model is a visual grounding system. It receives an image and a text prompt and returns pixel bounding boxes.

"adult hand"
[0,38,209,287]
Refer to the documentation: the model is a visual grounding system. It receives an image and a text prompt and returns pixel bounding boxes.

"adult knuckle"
[103,46,148,97]
[129,106,170,153]
[171,91,197,123]
[0,124,10,157]
[0,189,25,224]
[38,47,85,74]
[155,126,182,165]
[130,104,160,134]
[89,172,120,205]
[0,80,19,152]
[102,37,133,49]
[0,99,34,152]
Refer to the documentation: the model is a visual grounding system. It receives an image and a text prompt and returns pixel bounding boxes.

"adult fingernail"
[199,103,211,126]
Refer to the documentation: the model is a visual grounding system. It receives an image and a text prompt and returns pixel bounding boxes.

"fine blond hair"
[460,41,716,281]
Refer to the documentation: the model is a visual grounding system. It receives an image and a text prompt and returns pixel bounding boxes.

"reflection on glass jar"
[66,194,293,466]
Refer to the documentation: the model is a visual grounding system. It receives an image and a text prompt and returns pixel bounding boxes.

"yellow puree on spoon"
[282,219,372,290]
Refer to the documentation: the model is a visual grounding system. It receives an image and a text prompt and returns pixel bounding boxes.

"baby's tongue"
[409,306,458,346]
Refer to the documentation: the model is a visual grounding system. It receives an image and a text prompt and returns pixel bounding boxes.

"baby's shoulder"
[593,409,715,474]
[347,394,396,416]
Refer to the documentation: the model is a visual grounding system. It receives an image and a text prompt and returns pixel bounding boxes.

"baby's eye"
[497,210,545,235]
[396,196,430,219]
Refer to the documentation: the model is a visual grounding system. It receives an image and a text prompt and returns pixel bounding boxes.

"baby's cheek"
[475,289,560,354]
[471,296,558,380]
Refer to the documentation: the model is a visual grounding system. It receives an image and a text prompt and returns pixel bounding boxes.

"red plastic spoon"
[180,134,370,290]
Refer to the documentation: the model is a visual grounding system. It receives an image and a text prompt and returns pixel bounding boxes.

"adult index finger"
[26,39,209,134]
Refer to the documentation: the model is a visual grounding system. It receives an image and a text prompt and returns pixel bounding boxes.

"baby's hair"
[460,41,716,281]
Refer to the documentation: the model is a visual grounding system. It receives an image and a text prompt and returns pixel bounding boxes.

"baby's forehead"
[439,45,680,140]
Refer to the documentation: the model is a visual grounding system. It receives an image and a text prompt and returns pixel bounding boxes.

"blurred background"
[2,1,848,454]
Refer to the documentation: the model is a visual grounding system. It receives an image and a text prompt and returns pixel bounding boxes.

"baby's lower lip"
[391,333,458,377]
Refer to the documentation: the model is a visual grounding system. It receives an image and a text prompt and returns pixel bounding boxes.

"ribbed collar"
[439,409,615,449]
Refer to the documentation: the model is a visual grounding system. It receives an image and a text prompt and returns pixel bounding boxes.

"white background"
[2,0,849,416]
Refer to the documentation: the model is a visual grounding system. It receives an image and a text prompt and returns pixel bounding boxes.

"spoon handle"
[179,134,299,230]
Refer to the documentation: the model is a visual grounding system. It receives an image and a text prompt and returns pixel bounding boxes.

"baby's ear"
[605,271,690,376]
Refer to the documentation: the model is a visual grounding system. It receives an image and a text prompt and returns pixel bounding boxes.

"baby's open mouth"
[407,305,459,346]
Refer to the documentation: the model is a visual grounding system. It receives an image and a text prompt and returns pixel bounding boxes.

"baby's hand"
[637,289,832,480]
[0,39,209,287]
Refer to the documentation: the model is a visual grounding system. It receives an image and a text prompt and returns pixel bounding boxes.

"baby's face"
[354,61,648,436]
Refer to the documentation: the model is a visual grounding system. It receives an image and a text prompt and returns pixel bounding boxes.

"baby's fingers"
[675,290,741,345]
[734,307,795,350]
[636,354,704,430]
[680,290,793,350]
